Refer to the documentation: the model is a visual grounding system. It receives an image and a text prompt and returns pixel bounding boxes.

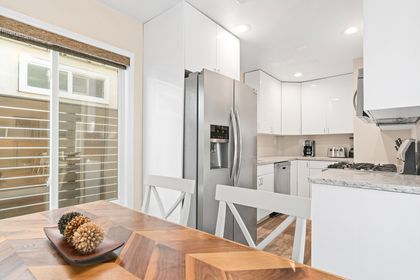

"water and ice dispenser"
[210,125,229,169]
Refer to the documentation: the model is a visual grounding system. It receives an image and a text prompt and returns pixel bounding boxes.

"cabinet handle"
[259,177,263,186]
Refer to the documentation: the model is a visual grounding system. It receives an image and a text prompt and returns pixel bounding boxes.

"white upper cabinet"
[301,82,327,135]
[325,74,353,134]
[184,4,217,73]
[245,71,353,136]
[364,0,420,118]
[184,4,240,80]
[281,83,301,135]
[245,70,281,134]
[302,74,353,135]
[216,26,240,80]
[260,72,281,134]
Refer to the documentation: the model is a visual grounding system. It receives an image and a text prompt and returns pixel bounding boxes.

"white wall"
[0,0,144,209]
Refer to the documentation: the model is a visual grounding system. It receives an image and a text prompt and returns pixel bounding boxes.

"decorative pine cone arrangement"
[57,212,82,235]
[63,215,91,243]
[57,213,105,255]
[72,222,105,254]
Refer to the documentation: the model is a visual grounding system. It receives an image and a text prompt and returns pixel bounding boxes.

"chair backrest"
[214,184,311,263]
[142,175,195,226]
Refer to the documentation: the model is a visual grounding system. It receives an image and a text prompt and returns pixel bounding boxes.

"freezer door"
[233,80,257,244]
[199,70,235,237]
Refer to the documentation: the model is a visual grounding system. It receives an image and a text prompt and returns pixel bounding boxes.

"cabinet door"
[259,71,282,134]
[290,160,298,196]
[364,0,420,113]
[184,3,217,73]
[325,74,353,134]
[301,82,327,135]
[257,173,274,221]
[281,83,301,135]
[216,26,240,80]
[297,160,310,197]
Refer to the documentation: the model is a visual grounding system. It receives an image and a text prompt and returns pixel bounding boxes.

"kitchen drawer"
[257,164,274,176]
[309,160,336,169]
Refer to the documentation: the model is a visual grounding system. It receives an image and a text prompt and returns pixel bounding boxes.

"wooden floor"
[257,214,312,265]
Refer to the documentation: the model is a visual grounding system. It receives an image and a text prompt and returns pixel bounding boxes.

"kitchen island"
[0,201,342,279]
[310,169,420,280]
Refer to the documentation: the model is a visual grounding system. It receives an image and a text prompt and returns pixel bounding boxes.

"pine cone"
[58,212,82,235]
[72,222,104,255]
[63,215,91,243]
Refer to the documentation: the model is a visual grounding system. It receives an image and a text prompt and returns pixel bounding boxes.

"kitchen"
[142,0,420,278]
[0,0,419,279]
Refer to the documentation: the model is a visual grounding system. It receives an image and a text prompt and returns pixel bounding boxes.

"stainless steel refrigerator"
[184,69,257,245]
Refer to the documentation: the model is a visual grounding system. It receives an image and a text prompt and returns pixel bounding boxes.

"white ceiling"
[97,0,363,82]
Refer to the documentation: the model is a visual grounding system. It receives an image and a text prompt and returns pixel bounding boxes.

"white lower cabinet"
[290,160,298,195]
[257,164,274,221]
[297,160,336,198]
[297,161,311,197]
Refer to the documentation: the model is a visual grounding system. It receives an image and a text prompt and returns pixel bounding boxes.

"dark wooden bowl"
[44,226,125,266]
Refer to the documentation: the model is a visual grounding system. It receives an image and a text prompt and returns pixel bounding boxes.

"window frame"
[18,54,111,105]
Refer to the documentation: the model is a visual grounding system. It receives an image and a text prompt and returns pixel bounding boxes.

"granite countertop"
[257,156,353,165]
[309,169,420,195]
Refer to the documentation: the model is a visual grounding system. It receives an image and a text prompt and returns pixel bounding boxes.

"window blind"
[0,15,130,69]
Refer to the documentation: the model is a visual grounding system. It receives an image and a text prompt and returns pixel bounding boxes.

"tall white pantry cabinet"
[143,2,241,220]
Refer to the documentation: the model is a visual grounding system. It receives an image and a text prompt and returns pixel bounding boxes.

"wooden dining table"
[0,201,343,279]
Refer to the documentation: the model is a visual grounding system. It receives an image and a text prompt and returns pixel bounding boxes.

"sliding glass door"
[0,36,122,218]
[58,54,119,207]
[0,37,51,218]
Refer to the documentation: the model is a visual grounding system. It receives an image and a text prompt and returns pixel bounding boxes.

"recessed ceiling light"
[310,84,317,87]
[344,26,358,35]
[294,72,303,77]
[235,24,250,33]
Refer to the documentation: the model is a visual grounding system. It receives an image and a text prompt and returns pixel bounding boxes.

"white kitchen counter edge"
[309,169,420,195]
[257,156,353,166]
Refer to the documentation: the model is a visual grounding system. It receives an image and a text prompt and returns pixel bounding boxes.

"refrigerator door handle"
[234,109,242,185]
[230,108,238,180]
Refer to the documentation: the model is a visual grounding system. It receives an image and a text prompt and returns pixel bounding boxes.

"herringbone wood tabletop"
[0,201,343,279]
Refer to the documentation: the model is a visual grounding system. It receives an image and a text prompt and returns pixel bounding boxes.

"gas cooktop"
[328,162,397,173]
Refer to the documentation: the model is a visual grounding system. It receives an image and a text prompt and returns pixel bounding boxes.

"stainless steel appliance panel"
[274,161,291,194]
[232,80,257,244]
[184,70,257,245]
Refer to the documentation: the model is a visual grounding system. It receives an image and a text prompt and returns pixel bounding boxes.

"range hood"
[354,68,420,129]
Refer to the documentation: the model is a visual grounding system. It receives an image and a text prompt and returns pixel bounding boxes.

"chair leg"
[292,218,306,263]
[214,201,226,238]
[141,186,151,213]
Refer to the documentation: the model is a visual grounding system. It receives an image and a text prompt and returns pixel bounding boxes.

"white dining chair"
[214,184,311,263]
[141,174,195,226]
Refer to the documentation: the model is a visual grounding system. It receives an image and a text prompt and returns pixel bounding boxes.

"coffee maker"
[303,140,315,157]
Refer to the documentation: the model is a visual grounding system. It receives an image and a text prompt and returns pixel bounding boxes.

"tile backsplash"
[258,134,354,157]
